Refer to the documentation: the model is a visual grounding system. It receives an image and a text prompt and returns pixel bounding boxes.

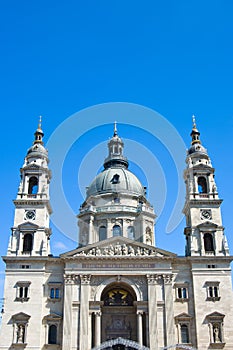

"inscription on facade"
[82,263,156,269]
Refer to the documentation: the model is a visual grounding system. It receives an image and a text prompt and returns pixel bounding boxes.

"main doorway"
[101,283,137,343]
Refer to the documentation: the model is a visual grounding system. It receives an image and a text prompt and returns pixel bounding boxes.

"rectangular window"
[21,265,30,269]
[207,264,217,269]
[175,284,189,301]
[48,282,62,302]
[15,281,31,302]
[206,281,220,301]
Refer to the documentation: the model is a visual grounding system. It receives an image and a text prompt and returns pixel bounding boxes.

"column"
[71,302,80,349]
[62,275,78,350]
[79,274,91,350]
[146,274,158,350]
[89,215,94,244]
[145,311,149,347]
[163,274,174,347]
[94,311,102,346]
[137,311,143,346]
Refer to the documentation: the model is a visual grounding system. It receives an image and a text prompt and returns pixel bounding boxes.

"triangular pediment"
[61,236,176,258]
[18,222,39,231]
[12,312,31,321]
[207,311,225,318]
[24,163,40,170]
[197,221,218,229]
[174,312,192,320]
[43,313,62,321]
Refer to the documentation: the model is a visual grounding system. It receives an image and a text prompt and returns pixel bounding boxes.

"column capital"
[80,274,91,284]
[146,274,156,284]
[137,311,144,316]
[64,274,79,285]
[146,273,164,284]
[94,311,102,317]
[162,274,173,284]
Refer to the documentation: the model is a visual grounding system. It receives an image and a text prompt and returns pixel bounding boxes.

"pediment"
[43,313,62,321]
[197,221,218,229]
[24,163,40,170]
[207,311,225,319]
[61,236,176,259]
[12,312,31,321]
[174,312,192,320]
[18,222,39,231]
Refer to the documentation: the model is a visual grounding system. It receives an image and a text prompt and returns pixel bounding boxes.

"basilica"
[0,119,233,350]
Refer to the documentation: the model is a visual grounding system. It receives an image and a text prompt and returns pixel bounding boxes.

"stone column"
[62,274,78,350]
[72,302,80,349]
[137,311,143,346]
[89,215,94,244]
[107,219,111,238]
[94,311,102,346]
[79,274,91,350]
[163,274,174,347]
[145,311,149,347]
[146,274,158,350]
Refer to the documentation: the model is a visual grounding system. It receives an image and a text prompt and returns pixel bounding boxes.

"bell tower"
[183,116,229,257]
[7,117,52,256]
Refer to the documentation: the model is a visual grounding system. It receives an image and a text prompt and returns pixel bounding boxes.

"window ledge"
[44,344,61,349]
[11,343,27,348]
[209,342,225,349]
[47,297,61,302]
[15,297,30,303]
[176,344,193,350]
[175,298,189,303]
[207,297,221,302]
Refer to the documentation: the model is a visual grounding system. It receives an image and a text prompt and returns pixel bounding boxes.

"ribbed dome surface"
[86,167,145,198]
[27,143,48,157]
[188,143,207,155]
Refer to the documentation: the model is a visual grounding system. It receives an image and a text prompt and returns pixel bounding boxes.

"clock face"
[25,210,36,220]
[201,210,212,220]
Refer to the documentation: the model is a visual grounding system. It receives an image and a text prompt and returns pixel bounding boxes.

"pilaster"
[62,274,79,350]
[79,274,91,350]
[146,274,158,350]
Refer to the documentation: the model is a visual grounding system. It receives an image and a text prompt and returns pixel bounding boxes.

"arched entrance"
[101,283,137,343]
[92,337,150,350]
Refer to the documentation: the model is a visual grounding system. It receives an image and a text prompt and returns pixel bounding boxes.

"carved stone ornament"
[146,274,157,284]
[162,274,173,284]
[76,242,160,257]
[80,274,91,284]
[64,274,79,285]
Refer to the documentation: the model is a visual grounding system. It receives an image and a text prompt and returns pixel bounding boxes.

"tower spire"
[190,115,201,145]
[34,116,44,145]
[192,114,197,129]
[113,121,118,136]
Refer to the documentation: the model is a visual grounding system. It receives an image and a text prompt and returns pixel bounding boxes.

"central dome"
[86,166,145,197]
[86,123,146,199]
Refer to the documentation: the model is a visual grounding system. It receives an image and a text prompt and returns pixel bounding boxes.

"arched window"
[48,325,57,344]
[127,226,135,239]
[50,288,55,299]
[23,234,33,253]
[181,324,189,343]
[204,233,214,252]
[198,176,207,193]
[99,226,107,241]
[113,225,122,236]
[28,177,38,194]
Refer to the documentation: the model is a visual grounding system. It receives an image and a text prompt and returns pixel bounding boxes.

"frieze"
[82,263,156,269]
[75,242,163,257]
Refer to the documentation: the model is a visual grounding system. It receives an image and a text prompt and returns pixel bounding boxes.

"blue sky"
[0,1,233,303]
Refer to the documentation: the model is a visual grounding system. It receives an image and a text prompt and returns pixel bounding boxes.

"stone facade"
[0,120,233,350]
